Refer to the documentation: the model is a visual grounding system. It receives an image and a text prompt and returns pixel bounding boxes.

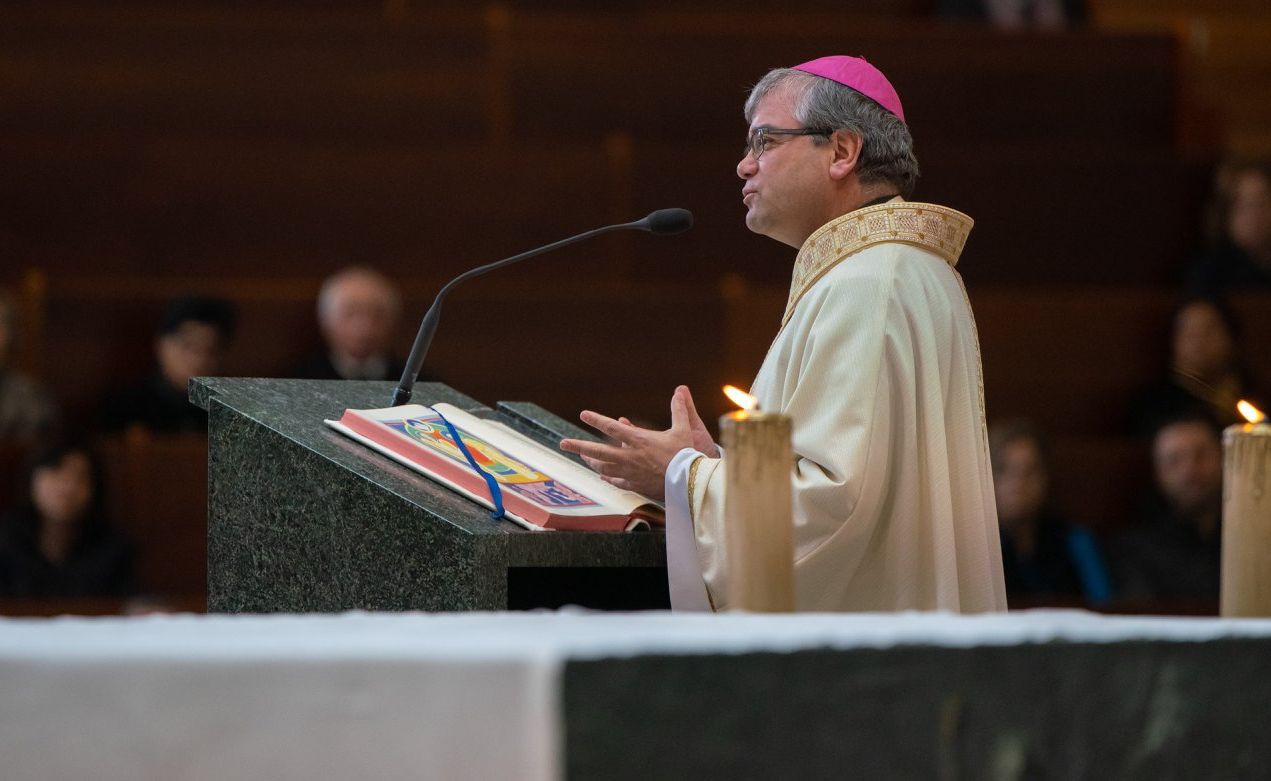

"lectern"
[191,378,668,612]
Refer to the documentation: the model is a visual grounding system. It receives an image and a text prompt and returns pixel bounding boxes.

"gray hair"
[317,266,402,323]
[744,68,919,198]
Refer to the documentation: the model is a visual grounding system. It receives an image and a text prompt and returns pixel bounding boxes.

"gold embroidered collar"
[783,200,974,325]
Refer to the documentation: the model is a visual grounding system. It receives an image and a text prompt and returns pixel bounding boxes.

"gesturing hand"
[678,385,720,459]
[561,385,717,500]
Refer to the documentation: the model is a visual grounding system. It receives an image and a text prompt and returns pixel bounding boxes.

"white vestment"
[665,201,1007,613]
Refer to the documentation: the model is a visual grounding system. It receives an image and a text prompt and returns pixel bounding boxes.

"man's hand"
[678,385,720,459]
[561,385,718,500]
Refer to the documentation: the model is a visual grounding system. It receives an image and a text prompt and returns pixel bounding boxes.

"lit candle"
[1221,400,1271,617]
[720,385,794,612]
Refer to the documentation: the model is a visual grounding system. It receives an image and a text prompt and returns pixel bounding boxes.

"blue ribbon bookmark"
[429,406,505,520]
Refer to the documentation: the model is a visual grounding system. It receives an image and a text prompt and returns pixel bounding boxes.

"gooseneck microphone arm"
[390,208,693,406]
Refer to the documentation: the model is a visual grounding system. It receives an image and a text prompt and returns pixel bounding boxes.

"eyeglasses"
[744,126,836,160]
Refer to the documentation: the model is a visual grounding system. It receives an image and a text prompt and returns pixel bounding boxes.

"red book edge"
[335,409,649,532]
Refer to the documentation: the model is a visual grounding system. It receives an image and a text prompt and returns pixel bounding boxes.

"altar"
[3,610,1269,780]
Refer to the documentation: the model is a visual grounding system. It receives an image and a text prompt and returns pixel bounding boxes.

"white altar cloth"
[3,610,1270,781]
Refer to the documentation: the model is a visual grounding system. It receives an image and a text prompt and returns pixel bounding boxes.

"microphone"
[642,207,694,235]
[390,208,694,406]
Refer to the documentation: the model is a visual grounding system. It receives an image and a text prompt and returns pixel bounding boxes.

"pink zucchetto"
[792,55,905,123]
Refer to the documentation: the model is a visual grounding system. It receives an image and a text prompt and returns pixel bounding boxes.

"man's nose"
[737,153,757,179]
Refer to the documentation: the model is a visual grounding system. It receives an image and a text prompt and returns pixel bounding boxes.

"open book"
[326,403,664,532]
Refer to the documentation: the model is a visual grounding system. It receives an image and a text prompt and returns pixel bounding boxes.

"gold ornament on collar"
[783,201,974,326]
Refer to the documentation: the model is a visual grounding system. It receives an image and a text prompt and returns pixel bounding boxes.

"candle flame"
[723,385,758,411]
[1237,399,1266,424]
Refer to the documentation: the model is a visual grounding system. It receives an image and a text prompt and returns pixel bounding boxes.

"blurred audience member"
[0,440,134,597]
[294,267,404,381]
[0,288,59,442]
[939,0,1085,30]
[1113,413,1223,603]
[1132,296,1254,434]
[1187,161,1271,293]
[990,420,1112,607]
[99,296,236,434]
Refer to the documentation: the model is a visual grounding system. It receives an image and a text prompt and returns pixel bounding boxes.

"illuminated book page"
[374,409,599,509]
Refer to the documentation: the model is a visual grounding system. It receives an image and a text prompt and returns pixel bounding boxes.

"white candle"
[720,405,794,612]
[1221,401,1271,617]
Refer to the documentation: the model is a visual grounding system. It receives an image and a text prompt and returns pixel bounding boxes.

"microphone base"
[390,386,413,407]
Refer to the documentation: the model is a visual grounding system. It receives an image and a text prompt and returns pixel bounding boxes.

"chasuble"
[665,201,1007,613]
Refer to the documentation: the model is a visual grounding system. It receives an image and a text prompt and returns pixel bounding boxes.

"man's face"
[1172,301,1234,380]
[157,321,224,392]
[32,451,94,528]
[736,84,835,248]
[993,438,1049,528]
[1153,421,1222,521]
[322,276,397,364]
[1228,170,1271,256]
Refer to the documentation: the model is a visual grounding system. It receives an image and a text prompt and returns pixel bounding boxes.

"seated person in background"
[1187,161,1271,293]
[0,440,134,597]
[989,420,1112,607]
[99,296,236,434]
[294,266,405,381]
[938,0,1084,31]
[1113,413,1223,605]
[1132,296,1256,435]
[0,288,59,442]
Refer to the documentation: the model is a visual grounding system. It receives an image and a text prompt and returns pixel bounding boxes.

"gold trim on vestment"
[684,454,718,611]
[782,201,974,326]
[686,454,705,524]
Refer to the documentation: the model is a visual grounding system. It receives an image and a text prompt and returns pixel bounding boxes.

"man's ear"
[828,130,863,181]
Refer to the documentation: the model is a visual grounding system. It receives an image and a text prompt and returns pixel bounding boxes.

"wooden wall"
[1,3,1196,287]
[1094,0,1271,156]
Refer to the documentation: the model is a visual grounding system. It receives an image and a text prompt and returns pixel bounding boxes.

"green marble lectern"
[191,378,668,612]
